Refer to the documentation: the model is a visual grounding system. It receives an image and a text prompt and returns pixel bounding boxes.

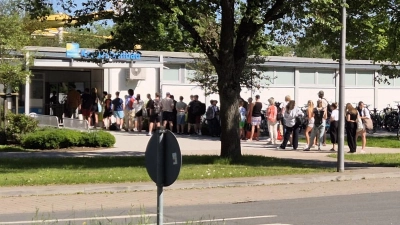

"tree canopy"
[0,7,31,93]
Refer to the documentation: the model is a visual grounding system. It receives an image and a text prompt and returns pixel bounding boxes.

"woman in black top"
[250,95,263,141]
[345,103,358,153]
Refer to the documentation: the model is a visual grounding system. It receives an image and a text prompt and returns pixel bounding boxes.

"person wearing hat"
[161,92,175,131]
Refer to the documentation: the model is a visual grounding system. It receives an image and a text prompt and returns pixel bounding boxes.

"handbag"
[362,118,373,130]
[142,108,148,118]
[97,102,102,113]
[357,115,364,132]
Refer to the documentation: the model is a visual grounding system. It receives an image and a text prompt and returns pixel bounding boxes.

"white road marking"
[255,224,292,225]
[0,214,157,225]
[159,215,278,225]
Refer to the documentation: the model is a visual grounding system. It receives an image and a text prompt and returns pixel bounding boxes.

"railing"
[29,113,60,128]
[29,113,89,131]
[62,118,89,130]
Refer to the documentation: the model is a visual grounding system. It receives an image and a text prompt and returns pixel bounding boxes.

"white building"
[14,45,400,114]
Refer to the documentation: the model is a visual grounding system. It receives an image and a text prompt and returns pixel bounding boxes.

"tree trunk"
[218,69,241,159]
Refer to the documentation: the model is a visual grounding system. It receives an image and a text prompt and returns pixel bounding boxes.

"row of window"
[162,65,400,87]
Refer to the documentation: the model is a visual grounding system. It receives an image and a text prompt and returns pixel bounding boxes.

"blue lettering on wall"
[80,49,141,60]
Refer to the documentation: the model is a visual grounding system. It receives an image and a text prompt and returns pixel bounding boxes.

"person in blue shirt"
[112,91,125,130]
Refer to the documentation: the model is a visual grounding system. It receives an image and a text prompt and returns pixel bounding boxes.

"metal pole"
[337,0,346,172]
[156,127,164,225]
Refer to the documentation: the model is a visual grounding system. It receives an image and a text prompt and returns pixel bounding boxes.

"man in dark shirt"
[112,91,125,130]
[81,88,94,123]
[170,95,178,133]
[147,93,161,136]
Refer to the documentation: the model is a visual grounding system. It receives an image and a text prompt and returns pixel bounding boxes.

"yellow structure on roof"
[32,11,114,40]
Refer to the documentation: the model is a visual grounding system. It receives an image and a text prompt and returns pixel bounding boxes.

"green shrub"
[80,131,116,147]
[21,129,116,150]
[5,113,38,143]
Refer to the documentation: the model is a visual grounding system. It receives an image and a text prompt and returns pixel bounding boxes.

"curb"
[1,169,400,197]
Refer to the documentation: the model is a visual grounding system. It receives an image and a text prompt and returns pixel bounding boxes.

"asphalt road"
[2,191,400,225]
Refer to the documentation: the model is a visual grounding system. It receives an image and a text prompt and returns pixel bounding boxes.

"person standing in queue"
[278,100,304,150]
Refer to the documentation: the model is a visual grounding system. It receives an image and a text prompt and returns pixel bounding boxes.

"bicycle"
[384,103,399,132]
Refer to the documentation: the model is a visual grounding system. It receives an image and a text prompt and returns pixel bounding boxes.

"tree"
[25,0,344,158]
[0,12,31,94]
[296,1,400,83]
[293,40,331,59]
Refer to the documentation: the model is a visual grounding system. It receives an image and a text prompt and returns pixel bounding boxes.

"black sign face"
[145,129,182,187]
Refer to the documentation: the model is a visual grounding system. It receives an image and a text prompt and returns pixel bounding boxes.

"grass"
[0,145,26,152]
[299,135,400,148]
[0,155,333,187]
[329,153,400,167]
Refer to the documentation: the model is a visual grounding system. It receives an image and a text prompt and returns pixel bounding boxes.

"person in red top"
[266,97,278,144]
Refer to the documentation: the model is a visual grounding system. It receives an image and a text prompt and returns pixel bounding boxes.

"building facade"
[15,46,400,114]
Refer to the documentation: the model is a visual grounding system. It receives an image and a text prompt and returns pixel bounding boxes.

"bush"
[80,131,116,147]
[21,129,116,150]
[5,113,38,143]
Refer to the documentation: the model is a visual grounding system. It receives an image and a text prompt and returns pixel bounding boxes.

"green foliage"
[0,12,32,92]
[5,113,38,143]
[187,55,274,95]
[21,129,116,149]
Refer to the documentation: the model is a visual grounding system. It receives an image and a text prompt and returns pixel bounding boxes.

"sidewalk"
[1,132,400,197]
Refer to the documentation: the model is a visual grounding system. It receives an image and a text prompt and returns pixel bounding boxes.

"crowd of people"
[242,90,371,153]
[59,85,371,153]
[61,87,213,136]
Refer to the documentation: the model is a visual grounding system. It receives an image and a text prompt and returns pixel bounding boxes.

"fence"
[29,113,60,128]
[62,118,89,130]
[29,113,89,131]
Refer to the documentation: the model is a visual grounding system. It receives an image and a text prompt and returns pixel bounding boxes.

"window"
[163,65,180,81]
[345,70,356,86]
[274,68,294,85]
[299,69,315,85]
[31,80,44,99]
[186,69,196,83]
[357,71,374,87]
[318,70,335,85]
[259,70,274,86]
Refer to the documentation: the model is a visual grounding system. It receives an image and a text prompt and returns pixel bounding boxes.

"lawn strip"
[0,155,333,187]
[328,153,400,167]
[299,136,400,149]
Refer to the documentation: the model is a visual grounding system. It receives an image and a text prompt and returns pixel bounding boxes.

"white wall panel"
[298,88,336,108]
[246,88,295,109]
[377,89,400,109]
[345,88,374,108]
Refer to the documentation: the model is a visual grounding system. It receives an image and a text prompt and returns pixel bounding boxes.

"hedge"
[21,129,116,150]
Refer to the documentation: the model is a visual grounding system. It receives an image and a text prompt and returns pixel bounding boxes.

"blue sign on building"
[66,43,141,60]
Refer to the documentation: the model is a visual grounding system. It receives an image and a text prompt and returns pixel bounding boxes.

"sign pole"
[337,0,346,172]
[156,127,165,225]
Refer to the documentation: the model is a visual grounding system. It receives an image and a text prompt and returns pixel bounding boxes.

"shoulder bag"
[357,115,364,132]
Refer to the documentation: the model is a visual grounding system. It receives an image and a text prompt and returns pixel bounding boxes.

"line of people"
[242,90,371,153]
[99,91,210,136]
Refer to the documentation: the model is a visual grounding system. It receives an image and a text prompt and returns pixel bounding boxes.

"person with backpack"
[304,99,327,151]
[266,97,278,145]
[277,100,304,150]
[147,92,161,136]
[124,89,136,131]
[206,100,220,137]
